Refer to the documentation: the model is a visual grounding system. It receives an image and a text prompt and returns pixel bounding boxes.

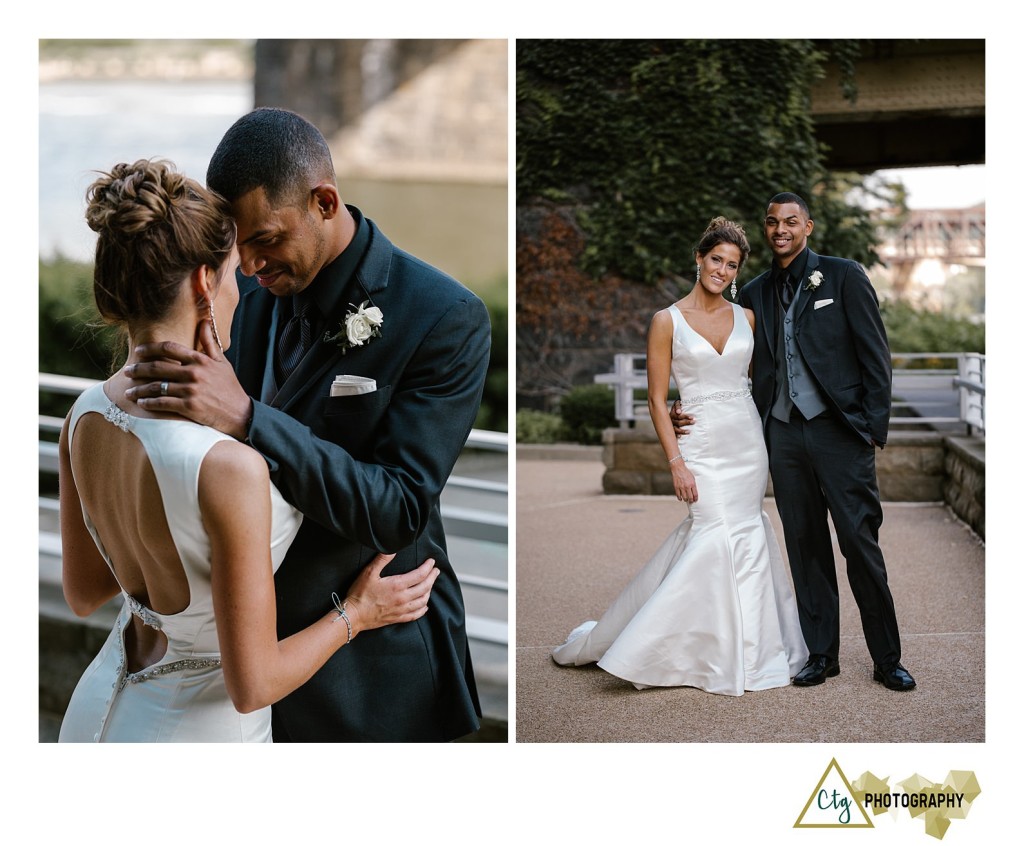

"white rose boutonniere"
[805,270,824,292]
[324,300,383,354]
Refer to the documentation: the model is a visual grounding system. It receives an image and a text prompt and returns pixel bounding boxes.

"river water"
[39,79,507,292]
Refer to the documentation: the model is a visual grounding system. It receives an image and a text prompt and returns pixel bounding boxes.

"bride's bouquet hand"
[343,554,440,638]
[671,461,699,504]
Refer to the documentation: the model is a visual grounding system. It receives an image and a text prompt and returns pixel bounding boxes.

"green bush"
[881,301,985,359]
[559,384,616,445]
[39,256,120,379]
[39,256,121,419]
[516,409,567,444]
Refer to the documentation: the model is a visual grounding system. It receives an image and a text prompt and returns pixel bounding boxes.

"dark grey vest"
[771,281,827,422]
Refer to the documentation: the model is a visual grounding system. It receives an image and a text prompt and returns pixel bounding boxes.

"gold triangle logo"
[794,758,874,828]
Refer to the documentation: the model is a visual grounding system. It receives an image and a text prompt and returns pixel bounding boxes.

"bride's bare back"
[69,380,197,672]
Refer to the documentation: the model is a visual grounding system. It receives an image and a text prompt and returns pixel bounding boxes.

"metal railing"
[38,373,508,649]
[595,351,986,435]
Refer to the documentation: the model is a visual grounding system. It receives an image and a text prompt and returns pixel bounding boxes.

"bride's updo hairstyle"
[85,159,235,326]
[694,216,751,267]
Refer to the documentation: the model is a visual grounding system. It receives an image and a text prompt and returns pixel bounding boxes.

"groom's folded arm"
[246,296,491,551]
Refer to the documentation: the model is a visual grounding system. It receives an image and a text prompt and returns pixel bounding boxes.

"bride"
[552,217,807,695]
[57,160,438,742]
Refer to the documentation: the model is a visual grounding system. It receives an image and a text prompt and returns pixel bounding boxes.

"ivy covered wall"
[517,39,901,404]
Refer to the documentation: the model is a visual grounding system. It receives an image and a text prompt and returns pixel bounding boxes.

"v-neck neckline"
[673,303,737,357]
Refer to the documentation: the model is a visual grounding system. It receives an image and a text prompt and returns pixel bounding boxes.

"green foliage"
[39,256,120,419]
[558,383,616,445]
[807,172,904,267]
[819,38,863,103]
[517,39,894,288]
[881,301,985,357]
[39,256,120,379]
[516,409,567,444]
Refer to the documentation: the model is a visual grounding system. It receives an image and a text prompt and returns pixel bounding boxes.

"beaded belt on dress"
[115,595,221,692]
[680,388,751,404]
[118,657,223,691]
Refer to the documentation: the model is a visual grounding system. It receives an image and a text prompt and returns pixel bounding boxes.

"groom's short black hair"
[767,192,810,218]
[206,107,336,208]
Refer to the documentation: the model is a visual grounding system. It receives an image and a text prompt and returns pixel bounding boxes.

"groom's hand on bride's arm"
[670,400,695,436]
[124,320,253,440]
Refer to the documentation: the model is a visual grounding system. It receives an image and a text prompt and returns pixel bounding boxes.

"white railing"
[595,352,986,435]
[38,373,508,650]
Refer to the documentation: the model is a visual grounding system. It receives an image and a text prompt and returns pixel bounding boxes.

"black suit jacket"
[227,211,491,741]
[738,249,891,446]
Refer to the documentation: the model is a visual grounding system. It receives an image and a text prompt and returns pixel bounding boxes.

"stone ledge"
[599,426,984,537]
[945,434,985,469]
[517,444,602,461]
[876,431,946,502]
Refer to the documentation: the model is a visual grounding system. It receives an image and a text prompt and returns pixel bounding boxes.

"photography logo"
[794,758,873,828]
[794,758,981,839]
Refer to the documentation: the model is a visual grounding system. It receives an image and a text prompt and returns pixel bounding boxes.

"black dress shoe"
[793,655,840,686]
[874,662,916,691]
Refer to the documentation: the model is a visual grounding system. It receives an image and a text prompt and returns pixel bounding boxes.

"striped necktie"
[276,298,314,383]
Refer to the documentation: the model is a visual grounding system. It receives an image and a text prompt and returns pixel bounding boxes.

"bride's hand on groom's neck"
[125,321,251,439]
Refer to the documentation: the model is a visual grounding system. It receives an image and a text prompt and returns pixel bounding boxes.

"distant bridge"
[880,206,985,265]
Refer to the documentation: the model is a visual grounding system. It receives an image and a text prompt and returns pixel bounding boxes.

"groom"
[674,193,915,692]
[126,108,491,739]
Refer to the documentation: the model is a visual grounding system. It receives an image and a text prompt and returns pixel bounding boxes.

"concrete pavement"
[516,458,985,743]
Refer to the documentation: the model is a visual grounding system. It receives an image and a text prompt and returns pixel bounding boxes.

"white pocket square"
[814,299,834,310]
[330,375,377,397]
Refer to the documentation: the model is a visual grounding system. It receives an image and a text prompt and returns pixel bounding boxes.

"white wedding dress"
[552,302,807,695]
[58,384,302,742]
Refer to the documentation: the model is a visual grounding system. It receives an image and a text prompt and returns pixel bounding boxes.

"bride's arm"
[58,417,120,616]
[200,441,439,714]
[646,310,698,503]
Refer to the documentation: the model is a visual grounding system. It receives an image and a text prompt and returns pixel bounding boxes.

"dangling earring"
[207,299,223,353]
[730,280,737,299]
[696,265,701,286]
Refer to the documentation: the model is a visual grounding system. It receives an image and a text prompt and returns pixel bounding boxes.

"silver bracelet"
[331,592,353,644]
[669,454,684,464]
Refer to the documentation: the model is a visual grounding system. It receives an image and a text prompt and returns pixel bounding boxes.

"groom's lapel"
[792,249,820,326]
[272,218,394,413]
[272,330,345,412]
[353,217,393,298]
[231,279,276,396]
[758,275,777,362]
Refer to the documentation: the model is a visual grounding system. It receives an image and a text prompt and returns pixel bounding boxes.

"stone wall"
[875,432,948,502]
[602,425,984,538]
[943,436,985,538]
